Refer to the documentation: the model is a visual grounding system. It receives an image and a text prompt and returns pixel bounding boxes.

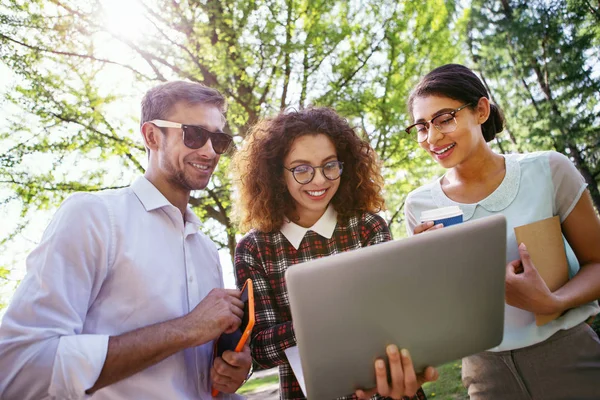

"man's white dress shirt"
[0,177,241,399]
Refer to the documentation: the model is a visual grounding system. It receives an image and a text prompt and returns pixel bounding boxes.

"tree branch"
[0,179,127,192]
[387,200,405,230]
[0,33,155,81]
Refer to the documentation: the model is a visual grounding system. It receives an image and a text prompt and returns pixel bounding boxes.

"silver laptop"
[285,214,506,400]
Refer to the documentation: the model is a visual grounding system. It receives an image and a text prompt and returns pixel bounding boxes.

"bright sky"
[0,0,238,316]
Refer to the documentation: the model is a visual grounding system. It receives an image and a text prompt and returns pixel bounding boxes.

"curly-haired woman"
[231,107,437,400]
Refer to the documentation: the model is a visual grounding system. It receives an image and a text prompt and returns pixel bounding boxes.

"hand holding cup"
[415,206,464,235]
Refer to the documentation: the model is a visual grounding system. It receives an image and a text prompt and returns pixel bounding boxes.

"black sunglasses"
[150,119,233,154]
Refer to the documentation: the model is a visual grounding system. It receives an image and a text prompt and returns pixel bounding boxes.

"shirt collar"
[131,176,171,211]
[131,176,202,227]
[431,154,521,221]
[280,204,338,250]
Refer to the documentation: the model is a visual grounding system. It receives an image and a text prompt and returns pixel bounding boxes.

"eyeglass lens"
[293,161,343,184]
[413,113,456,142]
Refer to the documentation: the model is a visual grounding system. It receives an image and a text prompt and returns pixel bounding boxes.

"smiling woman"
[405,63,600,400]
[230,107,433,400]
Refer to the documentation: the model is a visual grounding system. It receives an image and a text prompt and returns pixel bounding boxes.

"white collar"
[431,154,520,220]
[131,176,201,227]
[280,204,338,250]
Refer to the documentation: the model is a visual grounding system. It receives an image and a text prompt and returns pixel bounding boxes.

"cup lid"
[420,206,463,222]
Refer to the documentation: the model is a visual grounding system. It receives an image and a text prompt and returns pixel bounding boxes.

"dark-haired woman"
[404,64,600,400]
[232,107,437,400]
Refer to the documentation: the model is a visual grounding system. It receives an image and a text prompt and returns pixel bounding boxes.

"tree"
[315,0,465,235]
[468,0,600,212]
[0,0,465,264]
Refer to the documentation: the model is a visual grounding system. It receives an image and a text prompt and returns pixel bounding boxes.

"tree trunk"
[228,230,236,266]
[567,144,600,213]
[280,0,294,110]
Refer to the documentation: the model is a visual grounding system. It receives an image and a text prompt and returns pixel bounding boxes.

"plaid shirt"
[235,211,426,400]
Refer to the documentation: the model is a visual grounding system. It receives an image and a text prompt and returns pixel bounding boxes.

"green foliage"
[237,373,279,394]
[0,266,9,281]
[0,0,468,257]
[468,0,600,211]
[1,0,598,258]
[0,265,12,310]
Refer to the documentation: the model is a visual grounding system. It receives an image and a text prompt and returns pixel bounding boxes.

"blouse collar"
[430,155,520,221]
[280,204,338,250]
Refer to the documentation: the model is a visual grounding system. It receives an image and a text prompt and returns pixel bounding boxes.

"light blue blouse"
[405,151,600,351]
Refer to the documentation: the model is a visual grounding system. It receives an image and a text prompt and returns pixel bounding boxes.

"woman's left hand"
[505,243,563,315]
[355,345,438,400]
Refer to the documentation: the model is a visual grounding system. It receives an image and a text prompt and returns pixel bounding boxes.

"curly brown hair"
[232,107,386,233]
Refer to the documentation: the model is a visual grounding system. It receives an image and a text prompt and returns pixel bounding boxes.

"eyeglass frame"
[404,103,473,143]
[149,119,233,154]
[283,160,345,184]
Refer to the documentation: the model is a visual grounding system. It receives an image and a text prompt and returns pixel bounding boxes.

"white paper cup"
[420,206,464,227]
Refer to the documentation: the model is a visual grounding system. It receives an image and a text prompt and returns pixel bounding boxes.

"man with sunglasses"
[0,81,251,399]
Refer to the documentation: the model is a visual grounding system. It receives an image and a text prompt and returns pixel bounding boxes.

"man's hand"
[355,345,438,400]
[182,288,244,346]
[505,243,562,315]
[413,221,443,235]
[211,344,252,394]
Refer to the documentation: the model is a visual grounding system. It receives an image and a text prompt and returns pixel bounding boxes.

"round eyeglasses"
[405,103,472,143]
[283,160,344,184]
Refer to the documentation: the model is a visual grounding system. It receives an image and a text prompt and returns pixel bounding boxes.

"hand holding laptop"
[355,345,438,400]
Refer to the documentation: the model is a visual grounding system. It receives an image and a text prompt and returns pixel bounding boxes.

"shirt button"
[188,276,193,283]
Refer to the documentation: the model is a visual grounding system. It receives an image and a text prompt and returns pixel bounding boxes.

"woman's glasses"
[150,120,233,154]
[405,103,472,143]
[284,160,344,184]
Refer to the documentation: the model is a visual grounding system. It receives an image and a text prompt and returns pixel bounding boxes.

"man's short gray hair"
[140,81,227,127]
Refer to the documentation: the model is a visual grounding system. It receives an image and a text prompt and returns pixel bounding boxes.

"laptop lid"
[286,214,506,399]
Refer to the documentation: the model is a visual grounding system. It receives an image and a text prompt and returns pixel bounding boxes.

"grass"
[239,361,468,399]
[237,373,279,395]
[422,361,468,400]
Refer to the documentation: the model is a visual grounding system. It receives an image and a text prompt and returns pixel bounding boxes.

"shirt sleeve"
[0,193,113,400]
[362,213,393,245]
[404,195,419,236]
[234,236,296,369]
[548,151,587,222]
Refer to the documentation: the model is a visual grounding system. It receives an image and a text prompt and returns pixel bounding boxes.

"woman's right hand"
[355,345,438,400]
[413,221,444,235]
